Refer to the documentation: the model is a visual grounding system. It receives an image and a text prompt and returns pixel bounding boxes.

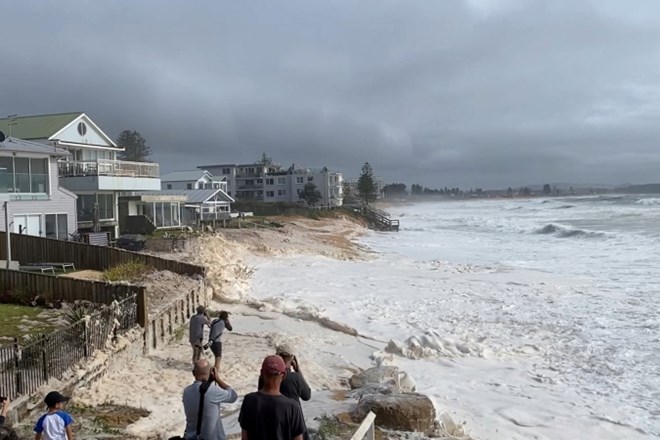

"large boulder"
[351,393,436,433]
[349,366,399,390]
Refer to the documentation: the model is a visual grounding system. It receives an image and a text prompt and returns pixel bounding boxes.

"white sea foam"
[248,197,660,439]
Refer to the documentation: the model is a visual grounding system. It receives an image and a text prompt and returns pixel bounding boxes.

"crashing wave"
[383,331,491,359]
[635,198,660,206]
[534,224,605,239]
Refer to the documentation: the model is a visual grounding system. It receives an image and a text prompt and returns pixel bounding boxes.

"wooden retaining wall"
[144,286,205,353]
[0,268,145,305]
[0,233,205,277]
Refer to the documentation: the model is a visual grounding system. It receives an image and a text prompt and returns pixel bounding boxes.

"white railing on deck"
[58,160,160,178]
[350,411,376,440]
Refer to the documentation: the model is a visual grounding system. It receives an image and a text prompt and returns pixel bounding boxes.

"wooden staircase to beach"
[348,205,400,231]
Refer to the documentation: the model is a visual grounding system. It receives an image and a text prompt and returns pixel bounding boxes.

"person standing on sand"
[208,311,232,372]
[0,396,9,427]
[240,355,306,440]
[182,359,237,440]
[190,305,211,364]
[257,351,311,440]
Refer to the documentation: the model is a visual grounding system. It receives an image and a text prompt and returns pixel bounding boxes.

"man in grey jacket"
[189,306,210,364]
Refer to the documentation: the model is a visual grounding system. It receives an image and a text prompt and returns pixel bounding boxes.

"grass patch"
[67,403,151,436]
[314,413,354,440]
[102,262,152,282]
[172,324,187,342]
[0,304,57,343]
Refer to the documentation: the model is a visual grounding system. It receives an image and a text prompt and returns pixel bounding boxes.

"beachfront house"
[0,135,77,238]
[198,161,343,207]
[0,113,161,238]
[120,188,234,233]
[160,170,227,191]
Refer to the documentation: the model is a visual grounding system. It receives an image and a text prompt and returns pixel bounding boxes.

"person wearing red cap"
[239,355,306,440]
[34,391,73,440]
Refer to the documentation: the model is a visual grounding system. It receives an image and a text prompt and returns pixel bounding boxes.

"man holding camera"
[208,311,232,372]
[256,351,311,440]
[182,359,237,440]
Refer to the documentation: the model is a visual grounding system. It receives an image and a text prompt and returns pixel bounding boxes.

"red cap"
[261,355,286,375]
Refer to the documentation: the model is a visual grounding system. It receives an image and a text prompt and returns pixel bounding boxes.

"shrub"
[102,261,152,282]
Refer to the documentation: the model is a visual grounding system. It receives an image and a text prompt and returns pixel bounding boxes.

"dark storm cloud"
[2,0,660,188]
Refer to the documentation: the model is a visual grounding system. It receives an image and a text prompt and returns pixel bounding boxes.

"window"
[266,191,275,197]
[222,168,231,174]
[45,214,68,239]
[296,177,304,184]
[308,176,314,182]
[0,157,49,194]
[77,122,87,136]
[166,184,172,189]
[266,178,274,185]
[77,195,95,222]
[277,177,286,185]
[278,189,286,196]
[187,183,193,189]
[76,194,114,221]
[245,179,254,186]
[98,194,114,220]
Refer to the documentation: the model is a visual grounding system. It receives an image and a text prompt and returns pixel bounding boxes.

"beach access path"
[72,302,384,439]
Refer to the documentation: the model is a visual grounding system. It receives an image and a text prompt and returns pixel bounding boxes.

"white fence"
[350,411,376,440]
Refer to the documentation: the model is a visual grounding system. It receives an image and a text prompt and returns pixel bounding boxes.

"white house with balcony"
[0,113,160,238]
[161,170,228,191]
[0,135,77,239]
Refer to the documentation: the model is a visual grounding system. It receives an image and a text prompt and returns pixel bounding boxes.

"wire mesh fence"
[0,294,138,400]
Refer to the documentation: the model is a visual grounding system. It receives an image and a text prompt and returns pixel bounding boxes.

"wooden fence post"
[13,338,21,395]
[83,320,90,358]
[137,289,148,328]
[41,335,48,381]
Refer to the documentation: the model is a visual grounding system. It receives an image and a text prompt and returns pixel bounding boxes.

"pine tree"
[357,162,378,205]
[116,130,152,162]
[299,182,322,206]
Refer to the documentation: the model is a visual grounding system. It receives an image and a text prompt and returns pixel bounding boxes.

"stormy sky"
[2,0,660,188]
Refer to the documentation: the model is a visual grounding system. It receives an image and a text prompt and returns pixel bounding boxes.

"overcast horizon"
[2,0,660,189]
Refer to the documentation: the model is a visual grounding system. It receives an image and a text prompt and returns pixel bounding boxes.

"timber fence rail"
[0,233,205,277]
[0,294,138,400]
[350,411,376,440]
[0,268,145,305]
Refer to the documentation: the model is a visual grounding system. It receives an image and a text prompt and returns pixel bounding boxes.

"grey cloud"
[2,0,660,188]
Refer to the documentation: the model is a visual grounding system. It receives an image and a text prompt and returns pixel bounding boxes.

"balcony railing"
[58,160,160,179]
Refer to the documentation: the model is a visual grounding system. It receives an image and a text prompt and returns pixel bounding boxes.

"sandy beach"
[71,214,433,439]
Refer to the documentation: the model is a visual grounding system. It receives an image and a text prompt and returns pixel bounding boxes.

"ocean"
[250,196,660,439]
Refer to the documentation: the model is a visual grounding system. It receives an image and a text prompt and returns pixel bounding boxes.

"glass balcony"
[58,160,159,178]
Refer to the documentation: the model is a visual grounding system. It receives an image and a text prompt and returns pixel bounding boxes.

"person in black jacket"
[257,351,311,440]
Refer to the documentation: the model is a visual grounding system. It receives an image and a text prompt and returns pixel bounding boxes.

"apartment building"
[199,162,343,207]
[0,113,160,237]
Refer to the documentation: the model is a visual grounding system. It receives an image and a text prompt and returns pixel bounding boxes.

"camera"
[0,396,6,403]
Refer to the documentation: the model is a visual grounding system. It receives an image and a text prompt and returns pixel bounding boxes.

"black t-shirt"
[239,392,306,440]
